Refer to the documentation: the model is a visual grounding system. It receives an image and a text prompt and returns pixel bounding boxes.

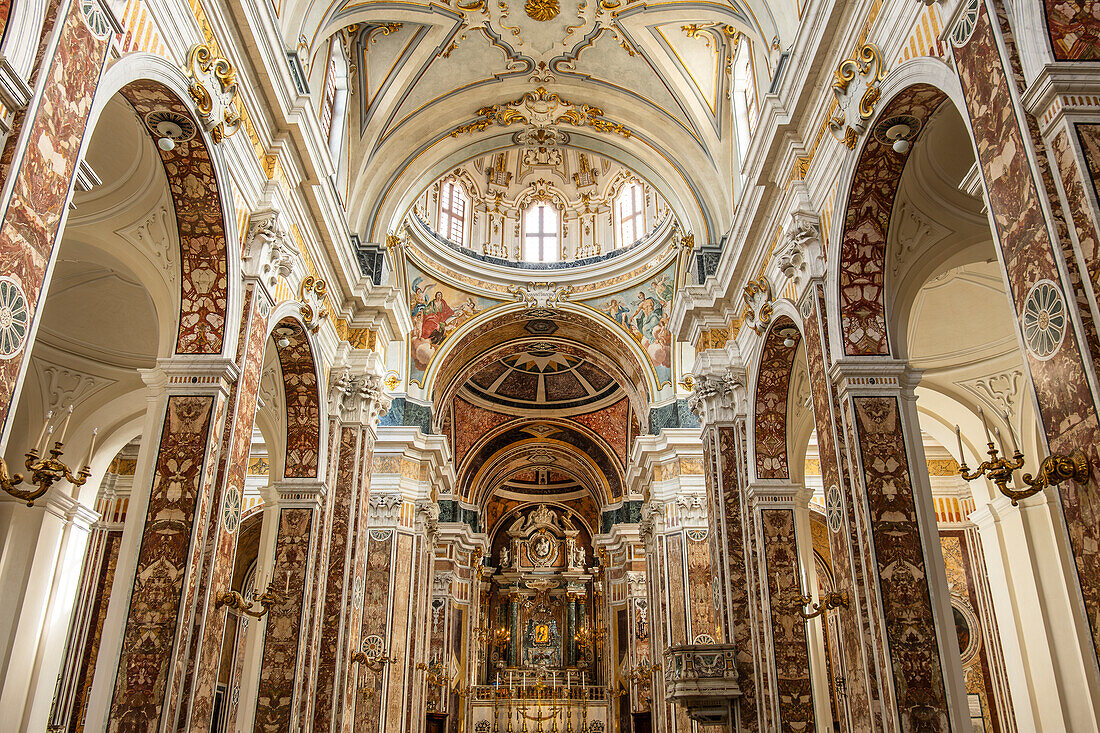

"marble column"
[252,481,325,733]
[312,361,388,733]
[0,0,112,439]
[798,279,881,732]
[747,481,819,732]
[175,280,272,731]
[832,361,968,731]
[949,0,1100,679]
[99,357,236,731]
[688,354,756,730]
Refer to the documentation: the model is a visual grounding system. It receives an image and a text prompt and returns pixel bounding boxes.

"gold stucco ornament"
[525,0,560,21]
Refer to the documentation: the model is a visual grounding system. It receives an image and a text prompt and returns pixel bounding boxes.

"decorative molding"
[244,210,299,288]
[742,276,773,335]
[451,87,631,138]
[368,492,403,526]
[298,276,328,333]
[115,199,178,285]
[34,361,116,414]
[827,43,887,149]
[186,44,241,143]
[328,370,391,426]
[506,281,574,308]
[957,369,1024,422]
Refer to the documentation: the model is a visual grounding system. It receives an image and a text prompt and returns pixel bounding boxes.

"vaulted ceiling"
[285,0,800,246]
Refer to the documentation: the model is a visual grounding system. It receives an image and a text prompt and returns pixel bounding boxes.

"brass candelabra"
[955,417,1089,506]
[353,650,398,673]
[418,659,450,686]
[798,589,849,620]
[215,587,279,618]
[1,410,97,506]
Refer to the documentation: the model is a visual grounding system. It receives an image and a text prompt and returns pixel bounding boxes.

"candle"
[57,405,74,445]
[285,570,291,593]
[1003,411,1019,455]
[35,410,53,453]
[954,425,965,464]
[994,427,1006,457]
[978,406,992,446]
[84,427,98,469]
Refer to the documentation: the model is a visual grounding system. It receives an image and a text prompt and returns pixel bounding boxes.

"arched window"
[732,39,757,161]
[439,180,468,245]
[617,182,645,246]
[523,203,560,262]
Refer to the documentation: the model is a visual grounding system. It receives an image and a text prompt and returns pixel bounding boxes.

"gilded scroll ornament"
[452,87,631,138]
[525,0,560,20]
[298,276,329,333]
[827,43,886,150]
[186,44,241,143]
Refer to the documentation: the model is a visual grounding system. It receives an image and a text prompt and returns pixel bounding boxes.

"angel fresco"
[585,262,676,381]
[409,275,487,374]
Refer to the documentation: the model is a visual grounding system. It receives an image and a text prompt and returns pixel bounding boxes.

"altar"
[468,682,610,733]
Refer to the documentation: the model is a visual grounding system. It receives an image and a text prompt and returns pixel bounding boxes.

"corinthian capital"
[329,368,391,427]
[688,367,746,427]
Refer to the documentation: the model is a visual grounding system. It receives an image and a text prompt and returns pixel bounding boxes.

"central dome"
[407,147,675,269]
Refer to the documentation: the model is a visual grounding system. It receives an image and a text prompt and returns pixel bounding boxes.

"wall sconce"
[1,408,95,506]
[798,589,849,620]
[353,650,398,673]
[956,408,1089,506]
[417,659,450,686]
[216,587,278,618]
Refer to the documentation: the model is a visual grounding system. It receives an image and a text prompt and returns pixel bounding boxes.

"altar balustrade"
[467,683,610,733]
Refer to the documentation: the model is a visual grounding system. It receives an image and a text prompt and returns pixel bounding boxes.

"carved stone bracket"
[244,210,299,289]
[776,210,824,292]
[742,276,773,335]
[186,44,241,143]
[827,43,887,149]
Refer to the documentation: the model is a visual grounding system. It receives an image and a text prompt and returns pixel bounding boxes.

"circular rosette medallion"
[525,0,560,21]
[0,277,30,360]
[222,486,241,533]
[826,484,843,533]
[1022,279,1066,360]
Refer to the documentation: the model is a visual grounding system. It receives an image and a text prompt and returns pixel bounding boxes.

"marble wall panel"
[452,396,511,465]
[666,533,687,644]
[718,425,759,732]
[954,0,1100,659]
[837,85,947,356]
[119,81,229,355]
[354,530,394,731]
[801,284,878,731]
[185,286,269,730]
[685,530,717,640]
[0,0,109,430]
[754,319,800,478]
[385,533,415,727]
[254,508,315,733]
[760,509,815,731]
[570,397,630,466]
[274,322,320,477]
[313,426,360,731]
[1042,0,1100,59]
[108,395,216,728]
[851,396,950,731]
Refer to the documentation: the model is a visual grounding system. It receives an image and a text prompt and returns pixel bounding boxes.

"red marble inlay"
[355,530,394,729]
[254,507,315,732]
[754,317,800,478]
[851,396,950,731]
[1043,0,1100,59]
[685,530,717,639]
[760,509,815,731]
[109,395,216,728]
[70,531,123,733]
[837,85,947,355]
[118,81,229,355]
[313,426,360,731]
[801,284,878,731]
[0,1,109,431]
[274,318,321,477]
[185,287,269,730]
[955,1,1100,659]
